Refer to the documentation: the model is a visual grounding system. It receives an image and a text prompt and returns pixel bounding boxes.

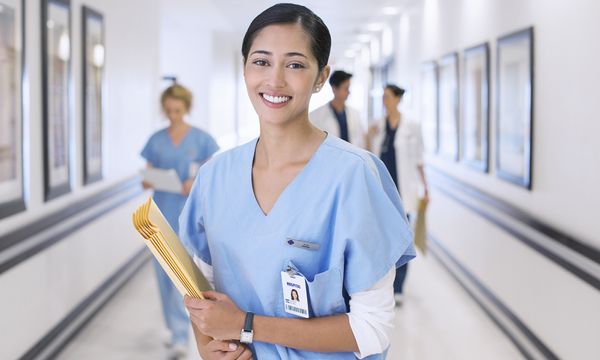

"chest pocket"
[283,259,346,318]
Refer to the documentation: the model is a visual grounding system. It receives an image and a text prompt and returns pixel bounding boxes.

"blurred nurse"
[140,83,219,358]
[368,84,429,306]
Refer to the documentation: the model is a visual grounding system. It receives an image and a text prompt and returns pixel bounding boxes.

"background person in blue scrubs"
[140,83,219,358]
[180,4,415,360]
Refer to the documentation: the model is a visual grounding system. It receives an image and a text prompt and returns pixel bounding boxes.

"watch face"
[240,330,253,344]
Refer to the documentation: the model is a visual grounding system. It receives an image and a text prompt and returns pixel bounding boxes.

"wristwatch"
[240,312,254,344]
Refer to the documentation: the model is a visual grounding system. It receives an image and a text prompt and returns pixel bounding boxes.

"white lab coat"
[310,103,366,149]
[370,117,425,214]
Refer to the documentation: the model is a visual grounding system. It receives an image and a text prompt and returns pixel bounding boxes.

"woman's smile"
[260,92,292,108]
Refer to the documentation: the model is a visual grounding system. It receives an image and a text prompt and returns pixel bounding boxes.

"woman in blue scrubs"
[141,84,219,357]
[180,4,414,360]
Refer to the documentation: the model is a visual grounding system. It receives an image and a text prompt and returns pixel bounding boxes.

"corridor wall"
[391,0,600,358]
[0,0,161,358]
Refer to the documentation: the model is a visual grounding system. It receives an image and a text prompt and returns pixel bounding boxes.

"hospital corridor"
[0,1,598,360]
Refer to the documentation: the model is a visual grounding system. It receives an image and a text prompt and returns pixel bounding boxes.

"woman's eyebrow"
[250,50,307,58]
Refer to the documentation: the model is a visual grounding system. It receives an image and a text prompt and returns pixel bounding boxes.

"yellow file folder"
[132,198,211,299]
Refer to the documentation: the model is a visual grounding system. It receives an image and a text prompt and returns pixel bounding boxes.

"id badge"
[281,269,309,318]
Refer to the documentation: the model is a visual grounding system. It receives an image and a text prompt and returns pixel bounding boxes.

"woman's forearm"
[253,314,359,353]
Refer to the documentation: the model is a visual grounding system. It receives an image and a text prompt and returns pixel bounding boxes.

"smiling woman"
[180,3,415,360]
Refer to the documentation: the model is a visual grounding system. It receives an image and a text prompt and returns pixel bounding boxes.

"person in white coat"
[367,84,429,305]
[310,70,365,148]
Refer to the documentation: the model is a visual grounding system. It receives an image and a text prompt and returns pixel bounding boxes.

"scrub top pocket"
[283,260,346,318]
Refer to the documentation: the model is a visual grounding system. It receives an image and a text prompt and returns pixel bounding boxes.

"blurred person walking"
[140,83,219,358]
[367,84,429,306]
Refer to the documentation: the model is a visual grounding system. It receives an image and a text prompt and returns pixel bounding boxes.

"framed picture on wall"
[0,0,25,219]
[82,6,104,185]
[462,43,490,172]
[438,52,459,161]
[42,0,72,200]
[420,61,438,154]
[496,27,534,189]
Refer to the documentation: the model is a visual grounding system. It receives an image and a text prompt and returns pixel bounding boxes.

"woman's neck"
[168,119,188,131]
[256,116,325,169]
[386,109,402,128]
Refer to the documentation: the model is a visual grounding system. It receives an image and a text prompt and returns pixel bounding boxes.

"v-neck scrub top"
[141,127,219,232]
[180,135,415,359]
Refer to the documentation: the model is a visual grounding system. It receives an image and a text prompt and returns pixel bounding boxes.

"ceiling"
[207,0,420,62]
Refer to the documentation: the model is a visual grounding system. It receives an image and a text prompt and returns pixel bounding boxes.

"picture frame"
[0,0,25,219]
[496,27,534,189]
[462,43,490,172]
[41,0,72,201]
[82,6,104,185]
[420,61,438,154]
[437,52,459,161]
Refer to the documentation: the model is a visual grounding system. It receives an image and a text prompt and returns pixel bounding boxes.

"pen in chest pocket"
[286,238,320,251]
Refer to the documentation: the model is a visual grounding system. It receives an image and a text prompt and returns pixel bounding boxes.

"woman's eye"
[253,59,268,66]
[287,63,305,69]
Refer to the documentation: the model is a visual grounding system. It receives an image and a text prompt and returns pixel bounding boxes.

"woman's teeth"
[262,93,291,104]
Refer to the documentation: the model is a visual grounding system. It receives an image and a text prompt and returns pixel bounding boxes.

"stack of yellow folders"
[132,198,211,299]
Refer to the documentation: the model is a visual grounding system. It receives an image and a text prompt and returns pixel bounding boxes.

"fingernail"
[229,343,238,350]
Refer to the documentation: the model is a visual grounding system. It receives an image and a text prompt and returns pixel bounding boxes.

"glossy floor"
[57,254,522,360]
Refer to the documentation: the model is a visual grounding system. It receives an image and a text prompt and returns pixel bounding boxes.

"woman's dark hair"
[385,84,406,98]
[241,3,331,71]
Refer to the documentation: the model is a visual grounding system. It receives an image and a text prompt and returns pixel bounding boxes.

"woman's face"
[163,97,188,124]
[382,88,400,113]
[291,290,299,300]
[244,23,329,126]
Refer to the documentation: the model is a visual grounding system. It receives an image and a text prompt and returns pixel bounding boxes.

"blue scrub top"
[180,135,415,359]
[141,127,219,232]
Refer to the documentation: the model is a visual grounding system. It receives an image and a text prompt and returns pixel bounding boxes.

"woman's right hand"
[200,340,253,360]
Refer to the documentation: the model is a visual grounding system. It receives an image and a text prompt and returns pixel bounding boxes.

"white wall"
[389,0,600,358]
[159,0,242,147]
[0,0,161,357]
[0,0,161,233]
[395,0,600,246]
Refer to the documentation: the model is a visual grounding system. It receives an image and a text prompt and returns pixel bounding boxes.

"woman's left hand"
[184,291,245,341]
[182,179,194,196]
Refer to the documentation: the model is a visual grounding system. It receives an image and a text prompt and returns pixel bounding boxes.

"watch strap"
[243,312,254,331]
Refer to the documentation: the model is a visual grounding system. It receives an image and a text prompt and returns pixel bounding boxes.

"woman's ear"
[314,65,331,92]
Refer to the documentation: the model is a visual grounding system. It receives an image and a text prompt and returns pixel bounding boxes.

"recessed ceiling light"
[366,23,384,31]
[357,34,372,42]
[382,6,400,15]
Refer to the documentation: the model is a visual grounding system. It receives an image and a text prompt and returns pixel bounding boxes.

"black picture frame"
[81,6,104,185]
[0,0,26,220]
[496,27,534,189]
[41,0,72,201]
[462,42,490,172]
[437,52,459,161]
[420,60,438,154]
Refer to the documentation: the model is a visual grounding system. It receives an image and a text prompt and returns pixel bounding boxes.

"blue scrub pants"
[393,263,409,294]
[152,259,189,345]
[394,213,411,294]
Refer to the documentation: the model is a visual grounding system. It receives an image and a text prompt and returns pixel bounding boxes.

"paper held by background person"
[140,167,182,193]
[132,198,211,298]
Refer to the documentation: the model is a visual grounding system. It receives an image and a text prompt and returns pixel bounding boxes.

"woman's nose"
[265,64,286,88]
